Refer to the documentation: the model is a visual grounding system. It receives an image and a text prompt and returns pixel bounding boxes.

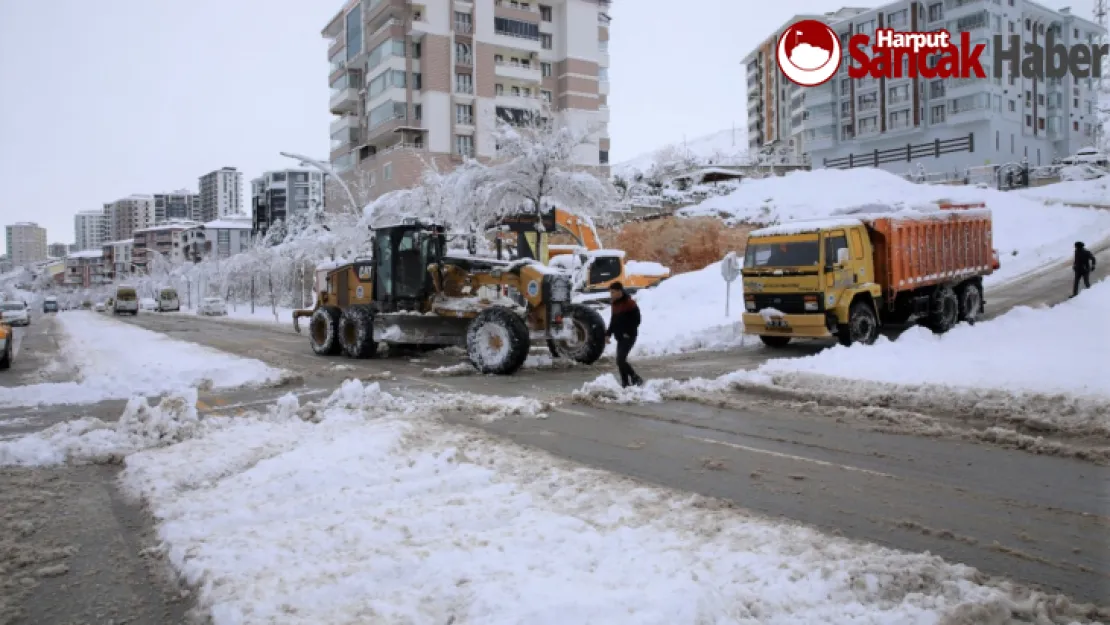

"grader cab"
[293,220,607,375]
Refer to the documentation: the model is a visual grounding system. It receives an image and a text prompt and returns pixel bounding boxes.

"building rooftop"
[102,238,134,246]
[134,221,201,234]
[204,218,253,230]
[67,250,104,259]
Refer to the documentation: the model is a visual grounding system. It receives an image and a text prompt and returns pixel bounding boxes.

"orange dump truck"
[741,204,997,347]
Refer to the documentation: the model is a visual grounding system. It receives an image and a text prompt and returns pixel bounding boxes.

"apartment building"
[64,250,109,288]
[101,239,134,279]
[251,169,327,235]
[47,243,68,258]
[154,190,201,223]
[131,221,199,273]
[321,0,612,206]
[743,8,868,162]
[4,222,48,267]
[746,1,1107,174]
[198,167,244,221]
[74,209,109,251]
[105,195,156,242]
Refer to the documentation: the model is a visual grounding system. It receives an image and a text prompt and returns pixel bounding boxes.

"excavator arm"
[553,208,603,250]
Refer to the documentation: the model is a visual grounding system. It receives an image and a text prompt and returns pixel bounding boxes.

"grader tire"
[309,306,342,356]
[466,307,530,375]
[338,305,377,359]
[546,304,606,364]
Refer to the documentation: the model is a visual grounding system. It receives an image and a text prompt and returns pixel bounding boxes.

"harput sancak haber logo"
[777,20,843,87]
[777,19,1108,86]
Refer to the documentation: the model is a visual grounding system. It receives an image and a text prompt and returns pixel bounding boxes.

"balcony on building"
[494,52,542,83]
[598,41,610,67]
[494,84,544,110]
[364,0,408,32]
[329,73,361,114]
[364,100,415,148]
[330,114,360,136]
[942,0,987,22]
[599,79,609,96]
[331,127,364,159]
[491,9,542,54]
[947,93,991,124]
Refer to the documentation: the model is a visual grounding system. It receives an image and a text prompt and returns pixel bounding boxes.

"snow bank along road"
[105,299,1110,607]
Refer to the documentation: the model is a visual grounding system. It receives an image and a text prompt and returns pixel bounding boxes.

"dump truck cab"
[741,219,876,343]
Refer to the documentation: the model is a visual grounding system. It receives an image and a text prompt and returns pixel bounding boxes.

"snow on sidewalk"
[0,311,285,408]
[577,280,1110,438]
[83,380,1064,625]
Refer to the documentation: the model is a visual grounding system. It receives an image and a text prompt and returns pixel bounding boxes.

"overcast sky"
[0,0,1097,250]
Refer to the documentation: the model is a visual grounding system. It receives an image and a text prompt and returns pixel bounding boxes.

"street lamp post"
[279,151,359,216]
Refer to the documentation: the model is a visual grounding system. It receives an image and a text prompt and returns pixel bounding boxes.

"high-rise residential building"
[744,2,1106,173]
[320,0,612,207]
[74,209,109,251]
[154,190,201,224]
[101,239,134,279]
[4,222,48,267]
[105,195,156,242]
[47,243,68,258]
[198,167,244,221]
[251,169,327,236]
[131,221,199,272]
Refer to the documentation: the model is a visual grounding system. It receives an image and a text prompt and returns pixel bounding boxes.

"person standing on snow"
[606,282,643,388]
[1072,241,1097,297]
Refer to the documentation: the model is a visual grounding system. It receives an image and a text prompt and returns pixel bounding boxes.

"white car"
[94,302,106,312]
[140,298,158,311]
[0,301,30,327]
[1061,147,1109,167]
[197,297,228,316]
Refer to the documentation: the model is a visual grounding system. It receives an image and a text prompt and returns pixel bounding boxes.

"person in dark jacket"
[606,282,643,388]
[1072,241,1097,297]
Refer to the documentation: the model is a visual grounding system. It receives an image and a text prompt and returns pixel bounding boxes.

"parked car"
[1061,146,1109,167]
[113,286,139,315]
[140,298,157,311]
[0,301,30,327]
[157,288,180,312]
[43,297,59,314]
[94,302,106,312]
[197,297,228,316]
[0,321,12,370]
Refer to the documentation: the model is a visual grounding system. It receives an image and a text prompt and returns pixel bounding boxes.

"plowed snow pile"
[104,380,1088,624]
[680,168,1110,284]
[0,311,285,408]
[758,279,1110,401]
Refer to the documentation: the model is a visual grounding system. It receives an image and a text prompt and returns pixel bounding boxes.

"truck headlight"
[804,296,818,312]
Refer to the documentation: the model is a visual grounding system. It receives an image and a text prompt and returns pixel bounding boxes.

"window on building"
[454,11,472,32]
[540,33,552,49]
[927,3,942,21]
[931,104,946,123]
[456,103,473,124]
[1008,100,1016,112]
[541,90,552,102]
[383,163,393,181]
[456,73,473,94]
[455,135,474,157]
[540,4,552,21]
[1038,117,1044,130]
[495,83,504,95]
[413,104,422,120]
[541,62,552,77]
[890,109,910,129]
[839,78,849,96]
[599,150,608,164]
[494,17,540,40]
[1025,114,1032,126]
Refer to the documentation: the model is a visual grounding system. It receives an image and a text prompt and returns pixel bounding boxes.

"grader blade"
[372,314,470,346]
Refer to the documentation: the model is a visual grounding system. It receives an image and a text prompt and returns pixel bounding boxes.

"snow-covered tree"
[477,110,615,228]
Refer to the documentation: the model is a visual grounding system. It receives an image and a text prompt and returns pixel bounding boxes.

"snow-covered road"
[6,381,1086,624]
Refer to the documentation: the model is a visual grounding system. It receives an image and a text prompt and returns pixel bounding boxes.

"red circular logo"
[776,20,842,87]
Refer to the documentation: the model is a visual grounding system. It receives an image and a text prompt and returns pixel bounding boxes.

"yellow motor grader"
[293,219,607,375]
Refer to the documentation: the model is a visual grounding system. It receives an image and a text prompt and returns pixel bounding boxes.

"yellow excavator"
[495,208,670,294]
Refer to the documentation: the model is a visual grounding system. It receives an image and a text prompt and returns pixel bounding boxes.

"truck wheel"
[926,286,959,334]
[547,304,606,364]
[838,300,880,346]
[467,307,530,375]
[309,306,342,355]
[759,335,792,348]
[338,305,377,358]
[956,282,983,324]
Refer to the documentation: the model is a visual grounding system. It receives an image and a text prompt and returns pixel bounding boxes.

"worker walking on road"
[1072,241,1097,298]
[606,282,643,388]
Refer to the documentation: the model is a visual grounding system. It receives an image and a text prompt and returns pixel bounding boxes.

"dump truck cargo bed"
[865,210,994,299]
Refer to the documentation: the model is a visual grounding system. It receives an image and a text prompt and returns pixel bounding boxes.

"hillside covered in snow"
[612,128,749,178]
